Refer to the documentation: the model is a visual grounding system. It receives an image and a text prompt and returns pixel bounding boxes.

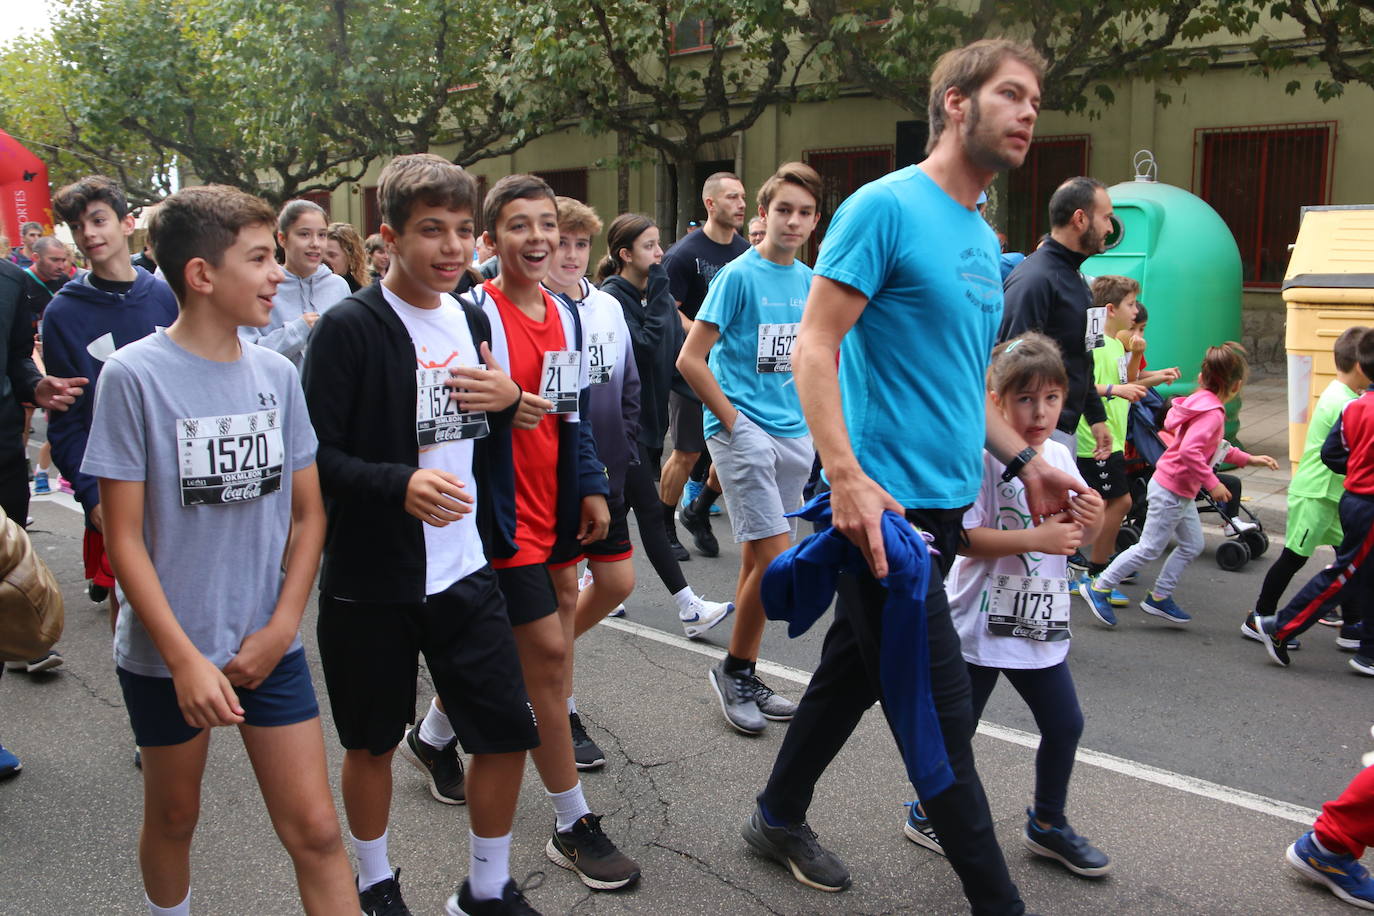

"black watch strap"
[1001,447,1037,482]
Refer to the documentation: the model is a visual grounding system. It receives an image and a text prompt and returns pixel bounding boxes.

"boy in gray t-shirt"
[81,186,356,916]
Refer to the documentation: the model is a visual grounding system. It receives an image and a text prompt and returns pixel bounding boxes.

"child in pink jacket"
[1079,343,1277,624]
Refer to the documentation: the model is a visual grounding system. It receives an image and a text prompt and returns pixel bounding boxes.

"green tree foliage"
[11,0,550,207]
[524,0,826,238]
[1245,0,1374,99]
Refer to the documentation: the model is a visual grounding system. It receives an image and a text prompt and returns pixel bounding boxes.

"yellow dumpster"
[1284,206,1374,463]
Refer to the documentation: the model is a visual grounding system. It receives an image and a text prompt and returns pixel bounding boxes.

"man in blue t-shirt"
[678,162,821,738]
[740,41,1085,913]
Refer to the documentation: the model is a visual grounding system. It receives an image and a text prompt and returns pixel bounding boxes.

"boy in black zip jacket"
[301,154,544,916]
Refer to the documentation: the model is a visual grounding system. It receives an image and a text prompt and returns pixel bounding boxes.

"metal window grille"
[670,16,713,54]
[802,145,894,263]
[1195,122,1336,287]
[1006,135,1090,255]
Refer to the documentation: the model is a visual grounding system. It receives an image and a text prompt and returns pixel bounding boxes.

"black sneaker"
[1318,610,1343,627]
[569,712,605,771]
[445,878,543,915]
[399,726,466,805]
[545,813,641,890]
[678,503,719,557]
[665,523,690,562]
[1022,810,1111,877]
[1242,612,1300,650]
[709,660,765,735]
[1339,623,1363,650]
[360,868,412,915]
[1254,614,1291,667]
[741,805,851,892]
[88,582,109,603]
[746,673,797,721]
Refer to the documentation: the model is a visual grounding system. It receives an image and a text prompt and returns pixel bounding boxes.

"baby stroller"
[1120,390,1270,571]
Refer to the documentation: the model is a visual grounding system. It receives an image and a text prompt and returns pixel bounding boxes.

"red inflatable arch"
[0,130,53,247]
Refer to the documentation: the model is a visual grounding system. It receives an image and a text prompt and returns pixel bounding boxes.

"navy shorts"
[117,648,319,748]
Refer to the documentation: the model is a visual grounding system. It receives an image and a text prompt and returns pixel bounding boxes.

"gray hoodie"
[239,263,349,368]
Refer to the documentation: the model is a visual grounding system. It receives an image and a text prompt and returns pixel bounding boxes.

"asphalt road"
[1,492,1368,915]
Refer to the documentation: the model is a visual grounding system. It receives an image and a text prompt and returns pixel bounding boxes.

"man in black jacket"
[999,176,1115,459]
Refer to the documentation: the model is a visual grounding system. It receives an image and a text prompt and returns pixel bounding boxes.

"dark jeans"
[1275,491,1374,652]
[968,661,1082,827]
[759,508,1024,915]
[624,442,688,595]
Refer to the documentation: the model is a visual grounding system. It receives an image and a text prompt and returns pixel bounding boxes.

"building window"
[300,189,332,219]
[1006,135,1090,256]
[803,145,894,263]
[1196,122,1335,287]
[363,187,380,236]
[671,16,713,54]
[533,168,589,204]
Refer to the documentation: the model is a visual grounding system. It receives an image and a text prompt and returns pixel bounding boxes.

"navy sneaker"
[1339,624,1363,651]
[1350,655,1374,677]
[1140,593,1191,624]
[1286,830,1374,909]
[0,743,20,779]
[1254,614,1291,667]
[1242,612,1300,650]
[1318,610,1344,627]
[1077,580,1118,627]
[1022,810,1111,878]
[902,801,944,856]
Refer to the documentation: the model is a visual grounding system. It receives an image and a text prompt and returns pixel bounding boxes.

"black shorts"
[495,563,559,626]
[1077,451,1130,500]
[316,566,538,756]
[118,648,318,748]
[669,390,706,453]
[583,497,633,562]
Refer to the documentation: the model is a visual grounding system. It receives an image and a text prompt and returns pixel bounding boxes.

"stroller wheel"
[1242,529,1269,559]
[1216,539,1251,572]
[1116,524,1141,552]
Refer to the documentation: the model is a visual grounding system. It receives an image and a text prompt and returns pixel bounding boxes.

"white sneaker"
[578,568,594,591]
[680,595,734,639]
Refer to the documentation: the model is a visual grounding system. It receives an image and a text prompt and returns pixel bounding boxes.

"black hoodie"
[600,263,676,449]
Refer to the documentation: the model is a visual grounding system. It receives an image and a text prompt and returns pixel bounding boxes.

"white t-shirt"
[382,285,488,595]
[945,439,1087,670]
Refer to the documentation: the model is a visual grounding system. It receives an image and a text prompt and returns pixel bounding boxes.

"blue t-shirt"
[816,166,1002,509]
[695,247,810,440]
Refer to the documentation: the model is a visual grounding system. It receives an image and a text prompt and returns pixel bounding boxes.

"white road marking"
[600,616,1320,825]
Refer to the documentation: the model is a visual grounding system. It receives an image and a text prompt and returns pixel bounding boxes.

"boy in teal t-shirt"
[1245,325,1370,642]
[1074,277,1145,604]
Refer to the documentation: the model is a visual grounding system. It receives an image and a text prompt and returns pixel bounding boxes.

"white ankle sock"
[418,698,455,748]
[548,781,592,832]
[672,587,697,618]
[468,831,512,901]
[566,695,577,715]
[351,830,392,892]
[146,891,189,915]
[1312,834,1339,857]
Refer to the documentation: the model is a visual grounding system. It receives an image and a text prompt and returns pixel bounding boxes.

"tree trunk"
[672,152,697,247]
[617,129,630,215]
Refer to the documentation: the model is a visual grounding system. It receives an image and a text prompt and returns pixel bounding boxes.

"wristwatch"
[1001,447,1037,482]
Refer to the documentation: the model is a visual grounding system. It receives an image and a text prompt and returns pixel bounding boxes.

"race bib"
[757,322,799,373]
[541,349,581,414]
[586,330,618,385]
[984,574,1071,642]
[1084,307,1106,351]
[177,409,285,507]
[416,367,489,447]
[1117,354,1130,384]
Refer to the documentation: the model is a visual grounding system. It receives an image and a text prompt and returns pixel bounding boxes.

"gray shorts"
[707,413,813,543]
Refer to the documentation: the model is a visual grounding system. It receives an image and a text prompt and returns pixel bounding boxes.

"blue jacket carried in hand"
[761,492,953,800]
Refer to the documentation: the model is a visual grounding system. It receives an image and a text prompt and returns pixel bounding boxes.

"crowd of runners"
[3,35,1374,916]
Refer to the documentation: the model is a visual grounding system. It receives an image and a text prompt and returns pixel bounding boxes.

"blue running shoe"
[0,743,20,779]
[1072,574,1127,608]
[1077,580,1118,627]
[1140,593,1191,624]
[1287,830,1374,909]
[30,470,49,495]
[902,801,944,856]
[682,479,702,509]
